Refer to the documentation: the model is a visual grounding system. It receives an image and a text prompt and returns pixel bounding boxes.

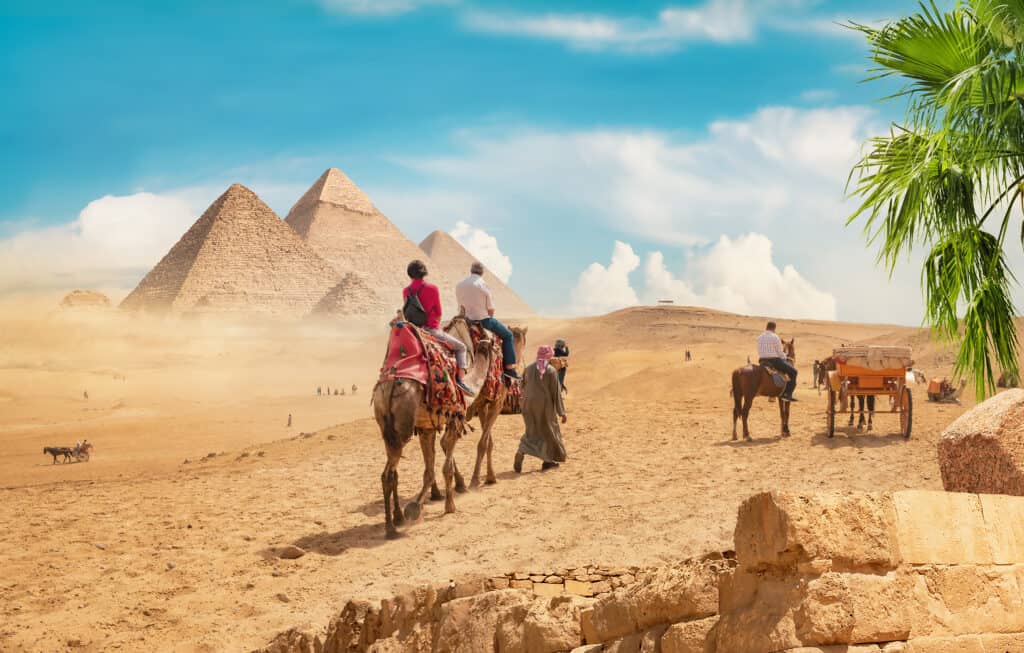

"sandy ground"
[0,305,986,652]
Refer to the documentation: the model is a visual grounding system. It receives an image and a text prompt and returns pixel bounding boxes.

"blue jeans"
[479,317,517,367]
[760,357,797,397]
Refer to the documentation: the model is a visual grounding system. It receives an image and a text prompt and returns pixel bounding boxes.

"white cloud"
[643,234,837,320]
[0,192,198,293]
[569,241,640,315]
[462,0,762,53]
[402,106,880,247]
[449,220,513,283]
[317,0,454,16]
[567,234,836,320]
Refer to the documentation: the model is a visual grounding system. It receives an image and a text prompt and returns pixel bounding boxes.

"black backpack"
[402,288,429,327]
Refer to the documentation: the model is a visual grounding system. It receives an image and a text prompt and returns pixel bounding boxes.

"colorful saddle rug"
[379,323,466,427]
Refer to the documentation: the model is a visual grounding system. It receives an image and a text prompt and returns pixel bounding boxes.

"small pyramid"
[284,168,458,315]
[310,272,392,317]
[419,230,533,317]
[121,184,338,316]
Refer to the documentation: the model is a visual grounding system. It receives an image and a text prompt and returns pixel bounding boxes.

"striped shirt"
[757,331,786,359]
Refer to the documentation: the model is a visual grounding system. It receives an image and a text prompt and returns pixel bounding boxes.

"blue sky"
[0,0,956,323]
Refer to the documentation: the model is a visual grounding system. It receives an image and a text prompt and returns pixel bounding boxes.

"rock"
[94,543,106,550]
[276,593,291,603]
[660,616,717,653]
[255,627,319,653]
[938,389,1024,495]
[434,589,533,653]
[279,545,306,560]
[734,491,899,572]
[166,562,176,571]
[322,599,382,653]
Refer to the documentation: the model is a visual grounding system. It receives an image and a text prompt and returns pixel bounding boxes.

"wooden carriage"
[826,345,913,439]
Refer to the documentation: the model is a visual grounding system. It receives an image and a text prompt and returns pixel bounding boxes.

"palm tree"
[848,0,1024,396]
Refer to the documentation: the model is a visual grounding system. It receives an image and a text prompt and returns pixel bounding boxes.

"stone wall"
[257,490,1024,653]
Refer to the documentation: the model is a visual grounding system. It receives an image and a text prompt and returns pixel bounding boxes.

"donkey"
[731,339,796,440]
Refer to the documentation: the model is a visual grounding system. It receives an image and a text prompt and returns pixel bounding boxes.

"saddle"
[756,360,790,390]
[378,323,466,427]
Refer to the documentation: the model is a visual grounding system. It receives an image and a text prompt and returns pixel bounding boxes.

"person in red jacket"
[403,260,475,396]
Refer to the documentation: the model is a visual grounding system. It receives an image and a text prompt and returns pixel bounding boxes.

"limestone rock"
[278,545,306,560]
[433,589,533,653]
[121,183,338,317]
[734,491,899,572]
[660,616,717,653]
[589,559,720,643]
[938,389,1024,495]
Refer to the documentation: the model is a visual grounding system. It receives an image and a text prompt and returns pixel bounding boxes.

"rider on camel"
[403,260,476,396]
[757,321,798,403]
[456,262,519,381]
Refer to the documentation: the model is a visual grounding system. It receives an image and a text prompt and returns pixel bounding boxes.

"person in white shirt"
[757,321,798,402]
[456,262,519,380]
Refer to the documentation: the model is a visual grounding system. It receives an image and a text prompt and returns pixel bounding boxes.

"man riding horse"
[757,321,798,403]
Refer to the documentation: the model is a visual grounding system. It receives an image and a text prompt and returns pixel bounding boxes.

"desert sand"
[0,304,984,652]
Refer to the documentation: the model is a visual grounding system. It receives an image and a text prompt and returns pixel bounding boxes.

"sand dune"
[0,305,991,651]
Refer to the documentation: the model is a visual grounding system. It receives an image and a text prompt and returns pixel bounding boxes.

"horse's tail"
[730,369,742,413]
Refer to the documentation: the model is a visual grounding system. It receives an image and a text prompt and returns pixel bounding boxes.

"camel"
[444,316,527,487]
[372,319,525,538]
[731,339,795,440]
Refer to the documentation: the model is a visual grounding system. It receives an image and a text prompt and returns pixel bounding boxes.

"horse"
[730,339,796,440]
[821,356,875,431]
[43,447,73,464]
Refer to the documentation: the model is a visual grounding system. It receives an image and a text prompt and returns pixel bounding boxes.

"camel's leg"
[440,426,458,514]
[382,447,402,539]
[470,409,492,488]
[453,457,467,493]
[390,469,402,526]
[742,394,755,440]
[480,401,501,485]
[406,429,436,521]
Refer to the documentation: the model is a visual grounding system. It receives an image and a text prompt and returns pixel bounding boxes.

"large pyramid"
[419,230,533,317]
[120,184,338,316]
[284,168,458,315]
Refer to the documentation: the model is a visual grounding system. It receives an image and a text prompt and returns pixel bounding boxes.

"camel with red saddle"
[372,317,527,539]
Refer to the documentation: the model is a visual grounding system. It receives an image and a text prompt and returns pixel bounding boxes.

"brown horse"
[731,339,795,440]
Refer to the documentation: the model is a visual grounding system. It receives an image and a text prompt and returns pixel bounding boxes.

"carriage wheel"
[900,387,912,439]
[827,390,836,438]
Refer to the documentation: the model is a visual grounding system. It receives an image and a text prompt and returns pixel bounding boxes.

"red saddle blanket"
[379,323,466,424]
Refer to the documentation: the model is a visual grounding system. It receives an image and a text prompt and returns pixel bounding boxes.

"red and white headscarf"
[536,344,554,375]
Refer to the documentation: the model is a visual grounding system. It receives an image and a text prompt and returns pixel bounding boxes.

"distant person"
[403,259,475,396]
[456,262,518,380]
[758,321,798,403]
[813,360,821,388]
[317,386,321,396]
[340,388,346,396]
[351,384,358,394]
[685,350,692,362]
[514,345,567,473]
[83,390,89,400]
[553,338,569,392]
[326,386,330,396]
[287,414,292,427]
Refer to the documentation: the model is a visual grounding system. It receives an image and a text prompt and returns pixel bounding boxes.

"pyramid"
[310,272,392,318]
[419,230,533,317]
[284,168,458,315]
[120,184,338,316]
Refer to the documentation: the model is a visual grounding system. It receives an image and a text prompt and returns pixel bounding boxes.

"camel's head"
[510,326,528,364]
